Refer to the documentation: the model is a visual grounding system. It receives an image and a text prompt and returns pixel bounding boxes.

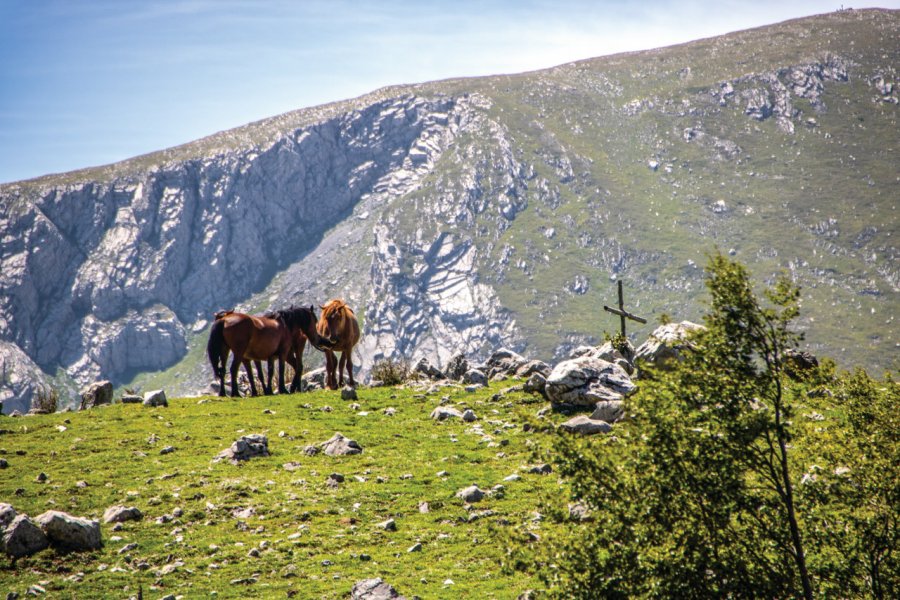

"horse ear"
[319,304,325,310]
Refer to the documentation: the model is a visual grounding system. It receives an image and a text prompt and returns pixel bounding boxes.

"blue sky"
[1,1,895,184]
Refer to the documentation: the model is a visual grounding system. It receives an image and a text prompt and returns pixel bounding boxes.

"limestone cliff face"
[0,94,517,411]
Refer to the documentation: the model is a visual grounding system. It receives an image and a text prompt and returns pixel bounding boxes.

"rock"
[303,445,320,456]
[341,386,358,401]
[462,369,488,386]
[102,506,143,524]
[414,357,445,380]
[407,542,422,553]
[142,390,168,407]
[456,485,485,503]
[485,348,529,379]
[515,359,551,378]
[79,381,113,410]
[2,514,49,558]
[320,433,362,456]
[591,400,625,423]
[0,503,17,529]
[560,415,613,435]
[0,459,8,469]
[430,406,463,421]
[301,367,327,391]
[34,510,101,551]
[461,409,478,422]
[445,353,469,381]
[634,321,705,368]
[120,394,142,404]
[351,578,407,600]
[528,464,552,475]
[378,518,397,531]
[523,372,546,395]
[784,349,819,377]
[215,434,270,464]
[545,356,636,408]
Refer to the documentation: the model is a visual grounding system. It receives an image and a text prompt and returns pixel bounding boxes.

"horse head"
[282,305,331,350]
[317,301,344,347]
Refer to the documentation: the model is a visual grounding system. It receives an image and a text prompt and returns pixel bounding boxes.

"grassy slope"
[0,381,557,598]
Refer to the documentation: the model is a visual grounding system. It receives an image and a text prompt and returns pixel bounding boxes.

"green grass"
[0,381,560,598]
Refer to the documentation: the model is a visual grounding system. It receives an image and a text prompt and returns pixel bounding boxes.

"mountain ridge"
[1,8,897,412]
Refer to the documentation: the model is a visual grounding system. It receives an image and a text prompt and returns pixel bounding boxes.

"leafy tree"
[516,254,895,598]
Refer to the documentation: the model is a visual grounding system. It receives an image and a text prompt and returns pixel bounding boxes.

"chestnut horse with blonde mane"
[316,299,360,389]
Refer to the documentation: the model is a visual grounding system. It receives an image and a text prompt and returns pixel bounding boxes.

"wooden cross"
[603,280,647,337]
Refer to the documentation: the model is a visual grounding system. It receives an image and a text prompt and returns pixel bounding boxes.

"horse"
[213,309,271,394]
[285,305,324,393]
[207,306,322,397]
[316,299,361,389]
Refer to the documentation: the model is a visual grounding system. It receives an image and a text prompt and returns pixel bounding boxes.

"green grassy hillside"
[0,382,556,598]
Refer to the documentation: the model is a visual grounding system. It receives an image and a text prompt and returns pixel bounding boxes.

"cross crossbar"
[603,280,647,337]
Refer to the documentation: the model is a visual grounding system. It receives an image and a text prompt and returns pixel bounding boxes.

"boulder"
[142,389,168,407]
[79,380,113,410]
[591,400,625,423]
[461,409,478,422]
[560,416,613,435]
[523,372,547,395]
[215,434,269,464]
[545,357,636,408]
[414,357,445,380]
[2,514,49,558]
[430,406,463,421]
[515,359,551,379]
[320,433,362,456]
[302,367,328,391]
[341,386,358,401]
[485,348,529,379]
[634,321,704,368]
[462,369,488,387]
[120,394,143,404]
[103,506,143,524]
[445,353,469,381]
[351,577,406,600]
[456,485,485,503]
[35,510,102,552]
[0,503,17,529]
[784,349,819,378]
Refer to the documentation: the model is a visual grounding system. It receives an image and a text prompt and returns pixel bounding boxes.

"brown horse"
[316,299,361,389]
[208,306,322,397]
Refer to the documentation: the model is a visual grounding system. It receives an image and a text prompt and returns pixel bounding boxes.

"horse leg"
[337,352,347,388]
[290,339,306,393]
[254,360,270,395]
[266,358,275,395]
[277,353,288,394]
[230,353,242,397]
[327,350,338,390]
[244,359,259,396]
[345,351,355,387]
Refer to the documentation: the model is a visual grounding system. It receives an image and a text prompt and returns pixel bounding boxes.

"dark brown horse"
[207,306,322,397]
[316,299,361,389]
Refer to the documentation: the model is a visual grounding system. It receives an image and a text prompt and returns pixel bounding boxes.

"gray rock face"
[462,369,488,387]
[430,406,463,421]
[79,380,113,410]
[591,400,625,423]
[634,321,705,368]
[445,353,469,381]
[456,485,486,503]
[320,433,362,456]
[413,357,445,380]
[484,348,529,379]
[34,510,102,552]
[102,506,143,524]
[3,514,49,558]
[545,357,636,407]
[0,503,17,529]
[523,372,547,395]
[351,578,406,600]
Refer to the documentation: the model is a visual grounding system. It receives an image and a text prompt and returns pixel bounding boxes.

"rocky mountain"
[1,9,897,412]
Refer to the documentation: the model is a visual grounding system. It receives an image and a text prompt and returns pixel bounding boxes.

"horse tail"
[207,318,226,378]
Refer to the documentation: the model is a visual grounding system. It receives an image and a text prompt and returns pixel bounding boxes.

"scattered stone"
[303,445,320,456]
[634,321,705,368]
[528,464,552,475]
[545,357,636,408]
[0,504,16,529]
[160,446,175,455]
[142,390,168,408]
[560,416,613,435]
[378,518,397,531]
[0,459,7,469]
[341,386,358,401]
[214,434,270,464]
[383,407,396,416]
[35,472,48,483]
[102,506,142,524]
[456,485,485,503]
[461,409,478,422]
[327,473,345,487]
[35,510,101,551]
[503,474,521,482]
[430,406,463,421]
[418,502,429,513]
[120,394,142,404]
[568,503,593,522]
[282,461,302,472]
[79,381,113,410]
[461,369,488,387]
[350,577,407,600]
[320,433,362,456]
[407,542,422,553]
[591,400,625,423]
[464,385,479,393]
[117,542,138,554]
